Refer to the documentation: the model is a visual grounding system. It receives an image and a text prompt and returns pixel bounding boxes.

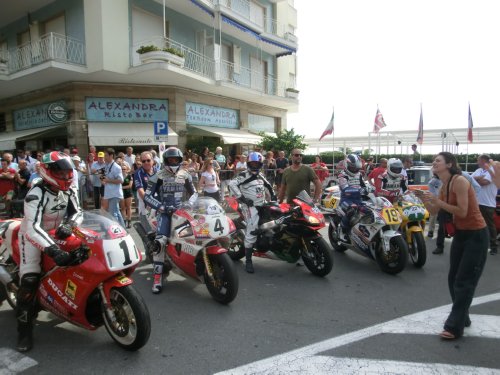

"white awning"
[88,122,178,146]
[0,126,64,150]
[188,125,262,144]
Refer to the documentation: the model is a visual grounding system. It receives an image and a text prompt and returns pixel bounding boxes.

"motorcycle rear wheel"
[375,236,408,275]
[102,285,151,351]
[204,253,239,304]
[301,237,333,277]
[328,221,347,252]
[409,231,427,268]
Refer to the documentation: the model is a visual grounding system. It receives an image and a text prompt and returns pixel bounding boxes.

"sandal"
[439,330,457,340]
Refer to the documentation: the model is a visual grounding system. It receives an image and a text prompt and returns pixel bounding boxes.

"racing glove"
[44,244,73,267]
[238,196,254,207]
[55,223,73,239]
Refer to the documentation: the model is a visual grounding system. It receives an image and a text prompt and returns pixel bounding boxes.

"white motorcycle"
[133,196,239,304]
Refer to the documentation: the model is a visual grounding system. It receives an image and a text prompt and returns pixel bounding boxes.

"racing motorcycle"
[0,211,151,351]
[133,196,239,304]
[322,189,408,275]
[223,190,333,277]
[395,191,429,268]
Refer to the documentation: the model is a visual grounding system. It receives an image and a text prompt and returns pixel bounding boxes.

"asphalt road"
[1,224,499,375]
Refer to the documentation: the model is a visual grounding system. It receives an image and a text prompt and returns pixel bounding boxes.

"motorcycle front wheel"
[204,253,239,304]
[328,222,347,252]
[409,231,427,268]
[102,285,151,351]
[375,235,408,275]
[301,237,333,277]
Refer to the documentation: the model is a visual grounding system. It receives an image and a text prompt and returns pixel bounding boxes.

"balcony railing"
[134,37,294,98]
[6,32,86,73]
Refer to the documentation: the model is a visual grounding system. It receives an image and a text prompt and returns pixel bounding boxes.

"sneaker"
[152,273,163,294]
[245,260,254,273]
[427,231,434,238]
[432,247,444,255]
[490,249,498,255]
[16,333,33,353]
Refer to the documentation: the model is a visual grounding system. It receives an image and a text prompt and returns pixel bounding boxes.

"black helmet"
[162,147,183,166]
[344,154,362,177]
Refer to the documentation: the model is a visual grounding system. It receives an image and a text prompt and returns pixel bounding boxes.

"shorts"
[123,189,133,199]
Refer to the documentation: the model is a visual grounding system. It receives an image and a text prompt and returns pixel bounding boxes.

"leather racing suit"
[228,170,276,249]
[338,170,366,233]
[374,171,408,203]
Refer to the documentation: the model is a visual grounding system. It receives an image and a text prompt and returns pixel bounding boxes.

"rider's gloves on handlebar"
[55,223,73,239]
[359,187,368,196]
[238,196,254,207]
[44,244,73,266]
[159,205,175,215]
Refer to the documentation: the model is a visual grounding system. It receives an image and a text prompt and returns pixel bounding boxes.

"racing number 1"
[214,218,224,235]
[387,208,399,223]
[119,240,132,266]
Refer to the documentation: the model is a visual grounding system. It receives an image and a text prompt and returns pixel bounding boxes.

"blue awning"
[190,0,214,17]
[261,37,296,53]
[221,15,260,39]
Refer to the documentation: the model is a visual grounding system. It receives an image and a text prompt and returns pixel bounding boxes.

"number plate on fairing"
[381,207,400,225]
[103,235,141,271]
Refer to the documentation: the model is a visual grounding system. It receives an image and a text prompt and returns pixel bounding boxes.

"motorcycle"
[133,196,239,304]
[223,190,333,277]
[395,191,429,268]
[322,189,408,275]
[0,211,151,351]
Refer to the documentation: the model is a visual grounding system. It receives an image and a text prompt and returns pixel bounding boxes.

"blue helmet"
[247,152,263,174]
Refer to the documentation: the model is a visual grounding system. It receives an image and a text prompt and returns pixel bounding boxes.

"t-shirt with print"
[201,170,219,193]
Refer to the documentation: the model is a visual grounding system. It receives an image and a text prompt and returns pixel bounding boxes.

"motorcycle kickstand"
[98,283,118,328]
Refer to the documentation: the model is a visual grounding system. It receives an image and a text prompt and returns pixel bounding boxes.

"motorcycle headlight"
[305,215,321,225]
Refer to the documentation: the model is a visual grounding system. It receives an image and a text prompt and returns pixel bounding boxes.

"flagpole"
[332,106,335,177]
[466,142,469,172]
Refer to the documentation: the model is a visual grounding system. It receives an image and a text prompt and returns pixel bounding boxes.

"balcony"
[132,36,295,100]
[2,32,86,74]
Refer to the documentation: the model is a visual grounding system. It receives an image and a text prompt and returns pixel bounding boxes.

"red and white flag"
[319,110,334,140]
[373,108,387,133]
[467,104,474,143]
[416,106,424,145]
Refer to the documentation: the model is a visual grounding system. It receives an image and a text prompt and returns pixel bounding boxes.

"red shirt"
[311,162,329,182]
[368,167,386,182]
[0,167,17,196]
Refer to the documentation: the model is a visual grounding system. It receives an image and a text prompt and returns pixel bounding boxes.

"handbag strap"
[445,175,456,203]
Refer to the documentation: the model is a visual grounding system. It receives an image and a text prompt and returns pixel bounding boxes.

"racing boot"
[245,248,254,273]
[16,273,39,352]
[152,262,164,294]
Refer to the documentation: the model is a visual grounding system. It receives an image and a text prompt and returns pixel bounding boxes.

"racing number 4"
[214,218,225,235]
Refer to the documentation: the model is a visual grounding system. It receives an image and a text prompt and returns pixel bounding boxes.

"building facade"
[0,0,298,157]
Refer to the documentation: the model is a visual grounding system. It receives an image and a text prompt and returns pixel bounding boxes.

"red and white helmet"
[39,151,74,191]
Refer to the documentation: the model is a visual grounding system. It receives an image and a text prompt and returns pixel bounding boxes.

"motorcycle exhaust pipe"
[0,265,13,285]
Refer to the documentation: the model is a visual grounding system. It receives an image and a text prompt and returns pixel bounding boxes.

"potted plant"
[136,45,185,67]
[285,87,299,98]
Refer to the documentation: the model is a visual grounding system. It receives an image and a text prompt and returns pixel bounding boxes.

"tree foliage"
[257,128,308,156]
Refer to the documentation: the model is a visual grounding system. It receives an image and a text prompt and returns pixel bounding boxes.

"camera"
[97,168,106,180]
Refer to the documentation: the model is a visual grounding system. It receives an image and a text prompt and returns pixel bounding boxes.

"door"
[250,56,263,91]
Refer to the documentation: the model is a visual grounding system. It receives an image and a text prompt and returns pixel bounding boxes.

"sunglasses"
[293,154,303,157]
[141,159,151,163]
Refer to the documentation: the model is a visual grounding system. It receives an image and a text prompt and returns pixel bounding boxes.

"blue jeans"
[107,197,125,228]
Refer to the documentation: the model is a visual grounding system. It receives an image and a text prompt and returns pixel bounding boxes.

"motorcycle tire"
[301,237,333,277]
[375,235,408,275]
[0,262,18,309]
[328,221,347,252]
[204,253,239,304]
[102,285,151,351]
[409,231,427,268]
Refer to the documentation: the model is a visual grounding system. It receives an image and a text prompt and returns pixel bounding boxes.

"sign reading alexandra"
[185,102,238,129]
[14,101,68,130]
[85,97,168,123]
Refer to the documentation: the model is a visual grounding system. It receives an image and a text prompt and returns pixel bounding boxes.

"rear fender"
[205,246,228,255]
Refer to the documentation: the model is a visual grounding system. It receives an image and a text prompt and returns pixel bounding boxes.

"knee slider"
[18,273,40,300]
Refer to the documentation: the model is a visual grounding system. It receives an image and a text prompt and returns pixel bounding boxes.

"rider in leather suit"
[16,151,82,352]
[228,152,276,273]
[144,147,196,294]
[338,154,367,239]
[374,158,408,203]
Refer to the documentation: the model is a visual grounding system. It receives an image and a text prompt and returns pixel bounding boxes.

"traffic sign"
[154,121,169,142]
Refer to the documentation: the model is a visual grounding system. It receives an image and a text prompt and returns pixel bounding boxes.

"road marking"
[0,348,37,374]
[216,292,500,375]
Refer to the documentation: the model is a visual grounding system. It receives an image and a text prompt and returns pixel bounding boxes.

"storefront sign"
[185,102,238,129]
[14,101,68,130]
[85,97,168,122]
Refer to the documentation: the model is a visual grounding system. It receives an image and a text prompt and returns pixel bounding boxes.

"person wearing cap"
[90,151,106,209]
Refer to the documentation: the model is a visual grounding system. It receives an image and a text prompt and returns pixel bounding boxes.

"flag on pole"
[373,108,387,133]
[319,109,334,140]
[416,105,424,145]
[467,104,474,143]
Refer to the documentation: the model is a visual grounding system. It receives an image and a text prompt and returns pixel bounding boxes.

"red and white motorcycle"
[0,211,151,351]
[133,196,239,304]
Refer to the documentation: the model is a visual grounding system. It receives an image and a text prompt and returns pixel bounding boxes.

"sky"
[287,0,500,152]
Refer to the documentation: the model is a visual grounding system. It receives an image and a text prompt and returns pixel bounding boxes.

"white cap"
[71,155,81,162]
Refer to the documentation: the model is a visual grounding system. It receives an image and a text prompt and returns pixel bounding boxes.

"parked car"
[406,166,433,191]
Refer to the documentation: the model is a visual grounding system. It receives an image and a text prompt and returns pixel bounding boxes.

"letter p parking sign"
[154,121,169,142]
